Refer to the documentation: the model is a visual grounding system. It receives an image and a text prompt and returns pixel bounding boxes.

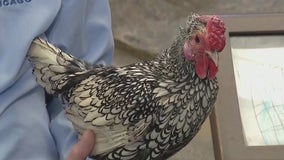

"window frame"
[210,14,284,160]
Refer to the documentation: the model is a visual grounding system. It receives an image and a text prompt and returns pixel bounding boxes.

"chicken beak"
[206,50,219,67]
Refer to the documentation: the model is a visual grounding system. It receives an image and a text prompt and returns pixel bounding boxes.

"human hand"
[66,130,95,160]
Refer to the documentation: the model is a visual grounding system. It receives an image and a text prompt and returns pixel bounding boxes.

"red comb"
[199,15,226,52]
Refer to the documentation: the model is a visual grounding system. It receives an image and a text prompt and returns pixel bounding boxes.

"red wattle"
[208,59,218,79]
[195,55,209,79]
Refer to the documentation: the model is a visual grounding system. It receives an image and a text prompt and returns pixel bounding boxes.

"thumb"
[66,130,95,160]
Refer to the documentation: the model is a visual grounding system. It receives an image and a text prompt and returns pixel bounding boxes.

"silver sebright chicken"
[28,13,226,160]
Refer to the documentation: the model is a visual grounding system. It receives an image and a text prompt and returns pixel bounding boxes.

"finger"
[66,130,95,160]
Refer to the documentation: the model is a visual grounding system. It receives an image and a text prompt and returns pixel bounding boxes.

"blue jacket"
[0,0,114,159]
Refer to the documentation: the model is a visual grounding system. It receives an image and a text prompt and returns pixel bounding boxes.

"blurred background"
[109,1,284,160]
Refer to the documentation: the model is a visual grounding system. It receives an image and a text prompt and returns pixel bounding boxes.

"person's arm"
[0,1,61,160]
[46,1,114,159]
[0,1,112,159]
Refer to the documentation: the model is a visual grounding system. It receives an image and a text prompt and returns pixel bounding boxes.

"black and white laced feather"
[28,14,219,160]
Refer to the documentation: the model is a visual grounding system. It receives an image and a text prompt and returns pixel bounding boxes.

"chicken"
[28,13,226,160]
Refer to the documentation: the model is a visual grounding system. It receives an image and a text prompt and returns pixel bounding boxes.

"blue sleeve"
[0,0,114,160]
[46,1,114,160]
[45,0,114,65]
[0,1,61,160]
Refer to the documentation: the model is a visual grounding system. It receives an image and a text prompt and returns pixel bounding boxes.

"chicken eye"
[195,35,200,43]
